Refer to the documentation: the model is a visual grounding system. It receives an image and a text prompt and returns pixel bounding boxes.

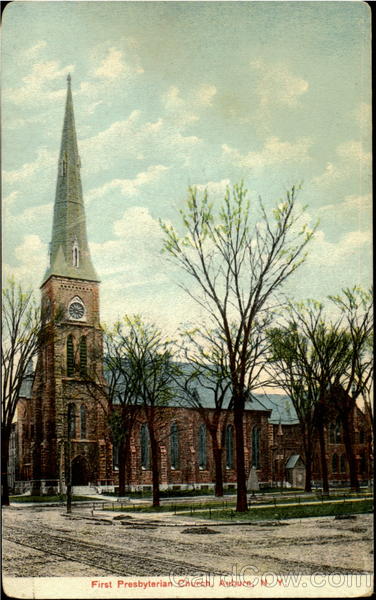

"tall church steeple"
[42,74,98,284]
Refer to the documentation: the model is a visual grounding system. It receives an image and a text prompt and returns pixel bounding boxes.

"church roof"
[106,360,299,425]
[20,358,299,426]
[249,393,299,425]
[285,454,304,469]
[19,374,34,398]
[42,75,98,285]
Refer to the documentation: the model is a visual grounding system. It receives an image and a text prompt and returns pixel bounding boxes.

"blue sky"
[2,1,372,334]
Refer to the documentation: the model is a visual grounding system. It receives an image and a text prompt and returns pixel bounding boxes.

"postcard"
[2,1,373,599]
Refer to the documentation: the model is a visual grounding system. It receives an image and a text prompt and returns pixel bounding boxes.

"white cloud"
[336,140,370,165]
[163,86,184,111]
[312,140,371,188]
[90,206,166,279]
[24,41,47,60]
[317,194,372,234]
[92,206,204,335]
[354,102,371,132]
[250,60,308,109]
[8,203,52,228]
[113,205,162,239]
[3,148,55,185]
[162,85,199,127]
[93,46,143,81]
[319,193,371,215]
[87,100,103,115]
[309,228,371,267]
[162,83,217,128]
[4,60,74,106]
[3,234,48,289]
[86,165,169,202]
[195,84,217,107]
[2,191,20,208]
[222,136,312,170]
[94,47,127,80]
[80,111,201,174]
[195,178,231,196]
[312,161,341,187]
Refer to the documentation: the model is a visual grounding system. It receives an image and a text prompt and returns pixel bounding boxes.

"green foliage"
[9,495,96,503]
[160,181,316,512]
[192,499,373,521]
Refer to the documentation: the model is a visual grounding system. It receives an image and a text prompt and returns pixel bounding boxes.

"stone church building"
[13,77,370,495]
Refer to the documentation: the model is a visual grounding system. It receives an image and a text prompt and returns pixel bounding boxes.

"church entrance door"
[71,455,90,485]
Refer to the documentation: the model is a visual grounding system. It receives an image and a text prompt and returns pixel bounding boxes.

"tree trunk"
[234,403,247,512]
[124,433,132,490]
[1,429,10,506]
[317,421,329,495]
[118,438,127,497]
[212,444,224,497]
[150,430,160,508]
[341,410,359,492]
[302,426,313,492]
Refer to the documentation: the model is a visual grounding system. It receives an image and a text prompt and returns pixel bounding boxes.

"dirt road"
[2,504,373,580]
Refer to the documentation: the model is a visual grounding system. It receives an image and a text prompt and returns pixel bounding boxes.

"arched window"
[72,239,80,267]
[359,452,367,474]
[329,420,342,444]
[170,422,179,469]
[359,428,365,444]
[66,335,74,376]
[225,424,234,469]
[68,403,76,439]
[79,337,87,377]
[61,154,67,176]
[340,454,346,473]
[80,405,87,439]
[198,424,207,470]
[140,424,150,469]
[252,426,261,469]
[332,453,338,473]
[113,443,120,469]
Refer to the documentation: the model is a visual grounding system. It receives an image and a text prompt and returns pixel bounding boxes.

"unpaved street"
[2,504,373,580]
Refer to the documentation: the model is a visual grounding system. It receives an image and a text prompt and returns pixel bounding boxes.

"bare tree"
[161,182,314,511]
[82,325,142,497]
[327,287,373,491]
[177,326,232,497]
[268,290,372,493]
[179,317,271,497]
[267,320,318,492]
[2,279,43,505]
[114,316,178,507]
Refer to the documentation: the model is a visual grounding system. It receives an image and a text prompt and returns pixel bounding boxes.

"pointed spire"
[42,76,99,285]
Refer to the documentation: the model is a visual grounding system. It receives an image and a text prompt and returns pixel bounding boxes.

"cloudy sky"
[2,1,372,334]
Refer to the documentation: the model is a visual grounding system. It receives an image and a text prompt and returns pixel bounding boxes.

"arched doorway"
[71,455,90,485]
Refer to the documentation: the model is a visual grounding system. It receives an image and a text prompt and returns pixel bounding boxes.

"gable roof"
[285,454,304,469]
[19,374,34,399]
[250,393,299,425]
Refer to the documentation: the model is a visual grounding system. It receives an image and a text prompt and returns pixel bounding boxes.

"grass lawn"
[104,499,235,513]
[103,492,372,514]
[191,498,373,521]
[9,495,97,503]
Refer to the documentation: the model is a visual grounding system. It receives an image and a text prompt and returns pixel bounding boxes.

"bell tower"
[31,75,112,494]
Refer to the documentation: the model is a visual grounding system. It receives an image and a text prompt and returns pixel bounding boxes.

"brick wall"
[28,275,112,488]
